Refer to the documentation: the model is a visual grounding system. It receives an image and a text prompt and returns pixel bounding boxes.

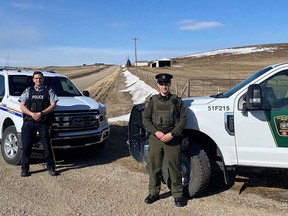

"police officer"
[142,73,187,207]
[19,71,59,177]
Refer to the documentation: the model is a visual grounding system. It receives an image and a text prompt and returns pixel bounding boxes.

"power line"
[133,0,162,37]
[140,0,162,37]
[134,0,145,35]
[131,0,162,63]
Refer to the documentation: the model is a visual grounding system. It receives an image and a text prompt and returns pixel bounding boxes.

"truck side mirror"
[245,84,262,110]
[83,90,89,97]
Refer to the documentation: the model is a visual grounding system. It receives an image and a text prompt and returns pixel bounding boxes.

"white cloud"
[11,2,44,10]
[111,22,127,28]
[178,19,223,30]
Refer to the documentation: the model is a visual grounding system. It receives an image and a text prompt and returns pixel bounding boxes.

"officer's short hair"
[33,71,44,78]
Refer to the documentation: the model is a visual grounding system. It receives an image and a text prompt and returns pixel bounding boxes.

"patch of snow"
[120,70,158,104]
[182,46,278,58]
[108,69,158,123]
[108,113,130,122]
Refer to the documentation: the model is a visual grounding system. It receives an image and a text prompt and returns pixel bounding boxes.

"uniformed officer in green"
[142,73,187,207]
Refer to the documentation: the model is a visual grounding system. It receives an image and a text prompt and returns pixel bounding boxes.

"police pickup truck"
[0,69,110,165]
[128,62,288,197]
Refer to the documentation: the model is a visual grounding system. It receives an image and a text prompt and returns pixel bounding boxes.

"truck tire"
[162,143,211,198]
[1,126,22,165]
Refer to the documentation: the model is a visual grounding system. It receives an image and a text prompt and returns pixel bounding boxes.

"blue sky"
[1,0,288,66]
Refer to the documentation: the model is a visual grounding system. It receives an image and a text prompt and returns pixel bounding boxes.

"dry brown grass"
[87,68,120,103]
[42,65,109,79]
[129,43,288,97]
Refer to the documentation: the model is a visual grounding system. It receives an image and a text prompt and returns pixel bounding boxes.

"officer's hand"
[31,112,42,121]
[160,133,173,143]
[155,131,165,140]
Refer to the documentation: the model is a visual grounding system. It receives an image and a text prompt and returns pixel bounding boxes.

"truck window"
[8,75,32,96]
[222,66,272,98]
[0,75,4,101]
[44,77,82,97]
[8,75,82,97]
[260,70,288,109]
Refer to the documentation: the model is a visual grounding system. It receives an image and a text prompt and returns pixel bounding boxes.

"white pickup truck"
[0,69,110,165]
[128,62,288,197]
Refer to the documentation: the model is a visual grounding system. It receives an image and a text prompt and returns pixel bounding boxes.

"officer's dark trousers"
[148,135,183,198]
[21,120,56,172]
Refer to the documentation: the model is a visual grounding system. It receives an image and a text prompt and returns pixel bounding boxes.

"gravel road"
[71,66,119,91]
[0,66,288,216]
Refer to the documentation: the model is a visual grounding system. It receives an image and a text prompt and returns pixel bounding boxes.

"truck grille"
[51,110,101,132]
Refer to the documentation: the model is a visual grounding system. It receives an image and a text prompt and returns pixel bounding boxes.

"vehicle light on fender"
[225,112,234,135]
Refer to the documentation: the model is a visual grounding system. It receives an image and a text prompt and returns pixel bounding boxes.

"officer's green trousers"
[147,135,183,198]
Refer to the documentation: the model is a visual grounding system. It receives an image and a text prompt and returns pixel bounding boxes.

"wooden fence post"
[187,80,190,98]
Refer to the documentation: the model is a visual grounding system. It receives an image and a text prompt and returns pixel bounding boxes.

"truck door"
[234,70,288,168]
[128,104,148,163]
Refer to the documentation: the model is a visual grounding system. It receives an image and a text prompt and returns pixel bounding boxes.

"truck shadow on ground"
[30,124,130,174]
[198,169,288,201]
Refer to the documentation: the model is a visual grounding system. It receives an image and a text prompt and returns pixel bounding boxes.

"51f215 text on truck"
[0,69,110,165]
[128,62,288,198]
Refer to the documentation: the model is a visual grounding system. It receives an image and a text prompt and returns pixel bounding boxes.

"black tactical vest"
[151,94,180,133]
[24,86,51,121]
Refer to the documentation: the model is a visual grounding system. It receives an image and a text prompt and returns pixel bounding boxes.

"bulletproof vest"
[151,94,180,133]
[24,86,51,121]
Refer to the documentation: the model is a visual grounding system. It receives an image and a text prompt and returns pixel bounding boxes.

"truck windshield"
[220,66,272,98]
[9,75,82,97]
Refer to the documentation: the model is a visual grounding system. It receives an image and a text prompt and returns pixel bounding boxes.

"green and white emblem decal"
[274,115,288,136]
[266,108,288,147]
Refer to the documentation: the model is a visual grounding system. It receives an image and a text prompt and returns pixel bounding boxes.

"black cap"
[155,73,173,83]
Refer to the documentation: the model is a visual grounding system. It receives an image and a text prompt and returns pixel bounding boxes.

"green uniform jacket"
[142,93,187,137]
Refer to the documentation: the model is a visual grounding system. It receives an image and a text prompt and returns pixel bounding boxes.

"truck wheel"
[162,143,211,198]
[1,126,22,165]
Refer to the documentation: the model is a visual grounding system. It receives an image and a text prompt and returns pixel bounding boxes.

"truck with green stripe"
[128,62,288,198]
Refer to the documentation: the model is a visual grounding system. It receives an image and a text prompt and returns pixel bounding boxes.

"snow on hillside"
[182,46,278,58]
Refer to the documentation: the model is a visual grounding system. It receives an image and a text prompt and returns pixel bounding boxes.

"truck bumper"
[50,127,110,148]
[30,127,110,150]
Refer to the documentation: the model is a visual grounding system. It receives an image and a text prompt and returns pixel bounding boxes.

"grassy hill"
[129,43,288,97]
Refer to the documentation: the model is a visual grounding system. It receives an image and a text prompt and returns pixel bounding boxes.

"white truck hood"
[183,96,217,107]
[55,96,103,111]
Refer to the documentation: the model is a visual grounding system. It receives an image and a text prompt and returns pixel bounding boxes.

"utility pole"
[6,50,10,67]
[132,37,138,67]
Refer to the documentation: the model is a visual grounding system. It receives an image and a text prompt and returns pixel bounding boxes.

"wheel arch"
[182,129,233,185]
[3,117,15,131]
[1,117,22,147]
[182,129,223,171]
